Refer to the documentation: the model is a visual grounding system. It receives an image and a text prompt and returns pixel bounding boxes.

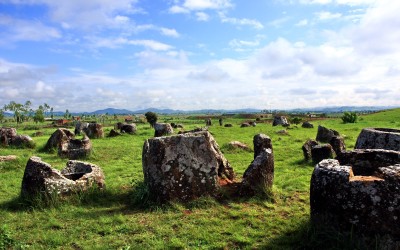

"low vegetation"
[1,109,399,249]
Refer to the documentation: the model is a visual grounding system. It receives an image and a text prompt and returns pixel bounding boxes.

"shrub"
[341,112,357,123]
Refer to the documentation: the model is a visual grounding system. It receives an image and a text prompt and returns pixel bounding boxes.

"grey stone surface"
[311,157,400,238]
[21,156,105,197]
[241,134,274,195]
[272,116,289,126]
[0,127,34,148]
[154,123,174,137]
[142,131,234,202]
[355,128,400,151]
[302,139,319,161]
[311,144,334,163]
[316,125,339,143]
[302,121,314,128]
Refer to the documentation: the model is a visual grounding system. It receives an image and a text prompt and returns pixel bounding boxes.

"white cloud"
[196,12,210,21]
[168,5,190,14]
[160,28,180,38]
[315,11,342,20]
[295,19,309,26]
[182,0,233,10]
[219,12,264,29]
[87,37,173,51]
[0,15,61,43]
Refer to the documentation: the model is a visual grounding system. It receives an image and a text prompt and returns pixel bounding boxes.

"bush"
[341,112,357,123]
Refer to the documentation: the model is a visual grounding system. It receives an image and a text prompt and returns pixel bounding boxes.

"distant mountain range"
[2,106,398,117]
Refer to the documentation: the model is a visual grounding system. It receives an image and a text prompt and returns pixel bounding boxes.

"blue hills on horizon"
[3,106,398,117]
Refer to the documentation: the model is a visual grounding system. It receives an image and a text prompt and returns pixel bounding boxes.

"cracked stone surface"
[142,131,234,202]
[310,151,400,237]
[21,156,105,197]
[355,128,400,151]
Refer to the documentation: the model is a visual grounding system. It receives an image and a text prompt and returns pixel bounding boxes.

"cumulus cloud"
[0,15,61,43]
[196,12,210,21]
[87,37,173,51]
[219,12,264,29]
[315,11,342,20]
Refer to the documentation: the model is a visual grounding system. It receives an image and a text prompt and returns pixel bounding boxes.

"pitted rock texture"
[316,125,339,143]
[253,134,273,159]
[330,136,346,155]
[142,131,234,202]
[45,128,75,151]
[302,139,319,161]
[61,160,105,190]
[355,128,400,151]
[310,157,400,237]
[120,123,137,134]
[154,123,174,137]
[108,129,121,137]
[58,135,92,160]
[83,123,104,139]
[272,116,289,126]
[302,121,314,128]
[311,144,334,163]
[337,149,400,176]
[21,156,105,197]
[241,134,274,195]
[0,127,34,148]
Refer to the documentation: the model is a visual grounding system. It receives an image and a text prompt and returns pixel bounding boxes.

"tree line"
[0,101,54,124]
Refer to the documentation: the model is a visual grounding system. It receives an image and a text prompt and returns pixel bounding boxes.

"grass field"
[1,109,400,249]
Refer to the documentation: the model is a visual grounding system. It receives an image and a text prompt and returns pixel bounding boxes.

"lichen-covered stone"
[316,125,339,143]
[310,156,400,238]
[108,129,121,137]
[120,124,137,134]
[302,139,319,161]
[142,131,234,202]
[311,144,334,163]
[154,123,174,137]
[241,148,274,195]
[355,128,400,151]
[302,121,314,128]
[83,123,104,139]
[21,157,105,197]
[45,128,75,151]
[241,134,274,195]
[61,160,105,190]
[273,116,289,126]
[0,127,34,148]
[253,134,273,159]
[58,135,92,159]
[330,136,346,155]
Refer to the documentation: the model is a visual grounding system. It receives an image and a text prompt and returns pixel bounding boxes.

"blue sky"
[0,0,399,112]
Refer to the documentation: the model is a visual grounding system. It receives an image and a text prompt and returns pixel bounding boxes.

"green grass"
[1,109,400,249]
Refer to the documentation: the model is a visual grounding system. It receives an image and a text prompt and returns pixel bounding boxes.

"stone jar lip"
[365,127,400,134]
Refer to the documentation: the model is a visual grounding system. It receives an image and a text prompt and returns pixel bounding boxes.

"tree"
[64,109,70,119]
[0,109,4,123]
[290,117,302,125]
[43,103,50,117]
[145,111,158,127]
[50,107,54,119]
[4,101,24,124]
[33,108,45,123]
[342,112,357,123]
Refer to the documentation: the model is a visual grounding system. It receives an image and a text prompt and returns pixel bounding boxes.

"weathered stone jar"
[355,128,400,151]
[310,149,400,237]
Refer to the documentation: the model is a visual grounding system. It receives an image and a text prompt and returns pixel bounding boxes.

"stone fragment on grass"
[241,134,274,195]
[0,127,34,148]
[83,123,104,139]
[142,131,234,202]
[58,135,92,160]
[120,123,137,134]
[302,139,319,161]
[355,128,400,151]
[21,156,105,197]
[316,125,339,143]
[302,121,314,128]
[310,155,400,238]
[228,141,250,151]
[154,123,174,137]
[44,128,75,151]
[0,155,17,162]
[311,144,334,163]
[273,116,289,127]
